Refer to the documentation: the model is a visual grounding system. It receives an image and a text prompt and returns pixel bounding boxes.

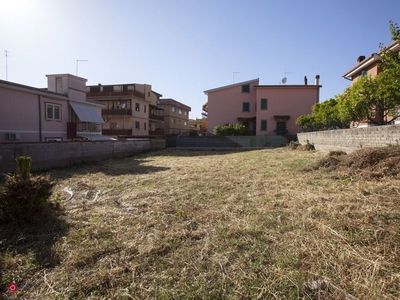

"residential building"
[203,76,321,136]
[342,40,400,126]
[158,98,191,135]
[189,118,207,132]
[0,74,106,143]
[86,83,164,137]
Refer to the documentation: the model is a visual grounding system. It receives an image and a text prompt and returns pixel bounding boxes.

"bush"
[0,156,55,223]
[213,123,249,136]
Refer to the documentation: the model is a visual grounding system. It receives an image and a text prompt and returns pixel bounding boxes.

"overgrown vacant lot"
[1,148,400,299]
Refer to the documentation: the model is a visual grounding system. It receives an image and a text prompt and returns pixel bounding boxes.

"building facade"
[0,74,105,143]
[204,76,321,136]
[86,83,163,137]
[158,98,191,135]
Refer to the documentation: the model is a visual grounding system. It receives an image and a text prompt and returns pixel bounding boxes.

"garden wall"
[297,124,400,153]
[0,139,153,173]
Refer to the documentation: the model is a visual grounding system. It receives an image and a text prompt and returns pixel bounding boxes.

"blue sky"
[1,0,399,119]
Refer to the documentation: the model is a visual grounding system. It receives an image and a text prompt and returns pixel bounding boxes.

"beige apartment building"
[86,83,163,137]
[158,98,191,135]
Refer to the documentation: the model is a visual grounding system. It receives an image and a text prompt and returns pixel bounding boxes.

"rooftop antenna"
[76,59,88,76]
[4,50,10,80]
[281,68,292,84]
[233,71,239,83]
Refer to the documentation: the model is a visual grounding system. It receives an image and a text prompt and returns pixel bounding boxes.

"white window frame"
[46,103,62,121]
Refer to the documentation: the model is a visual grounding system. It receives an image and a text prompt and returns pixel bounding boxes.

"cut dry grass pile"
[1,148,400,299]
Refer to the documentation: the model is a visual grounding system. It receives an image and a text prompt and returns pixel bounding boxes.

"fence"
[0,139,152,173]
[166,135,291,148]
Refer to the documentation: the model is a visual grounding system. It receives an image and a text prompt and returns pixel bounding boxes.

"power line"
[4,50,10,80]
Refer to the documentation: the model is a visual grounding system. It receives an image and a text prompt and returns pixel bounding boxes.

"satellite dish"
[281,77,287,84]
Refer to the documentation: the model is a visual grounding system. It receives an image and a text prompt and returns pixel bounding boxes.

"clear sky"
[1,0,399,119]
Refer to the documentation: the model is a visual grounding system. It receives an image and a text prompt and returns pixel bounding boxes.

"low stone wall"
[150,139,166,150]
[297,124,400,153]
[0,139,151,173]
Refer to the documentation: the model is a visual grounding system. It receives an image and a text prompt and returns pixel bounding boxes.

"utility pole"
[76,59,88,76]
[4,50,9,80]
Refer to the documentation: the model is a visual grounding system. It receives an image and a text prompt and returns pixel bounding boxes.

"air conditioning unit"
[7,133,20,140]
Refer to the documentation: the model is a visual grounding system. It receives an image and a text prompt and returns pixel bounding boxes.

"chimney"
[357,56,366,64]
[315,75,320,86]
[304,76,308,85]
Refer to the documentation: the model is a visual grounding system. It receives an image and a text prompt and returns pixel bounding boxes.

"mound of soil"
[305,147,400,178]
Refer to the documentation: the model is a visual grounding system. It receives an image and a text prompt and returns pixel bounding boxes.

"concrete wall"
[297,124,400,153]
[0,140,150,173]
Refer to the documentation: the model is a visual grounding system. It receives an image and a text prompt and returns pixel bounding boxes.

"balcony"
[67,122,102,139]
[149,112,164,122]
[87,90,145,99]
[149,130,165,136]
[102,109,132,116]
[102,129,133,136]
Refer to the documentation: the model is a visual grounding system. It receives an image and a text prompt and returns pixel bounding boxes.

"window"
[46,138,62,142]
[172,106,176,112]
[243,121,249,128]
[144,122,147,130]
[135,103,140,111]
[277,121,286,131]
[360,71,368,77]
[171,118,176,124]
[261,98,268,110]
[46,103,61,121]
[178,109,182,114]
[242,84,250,93]
[178,120,182,125]
[242,102,250,112]
[184,111,187,116]
[103,85,113,92]
[184,121,187,126]
[144,105,147,113]
[56,77,63,93]
[261,120,267,131]
[135,121,140,130]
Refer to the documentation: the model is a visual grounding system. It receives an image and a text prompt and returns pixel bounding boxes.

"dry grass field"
[1,147,400,299]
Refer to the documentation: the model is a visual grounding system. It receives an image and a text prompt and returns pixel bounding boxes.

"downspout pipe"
[38,95,42,142]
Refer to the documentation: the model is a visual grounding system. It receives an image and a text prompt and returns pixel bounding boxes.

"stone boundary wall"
[0,139,155,173]
[297,124,400,153]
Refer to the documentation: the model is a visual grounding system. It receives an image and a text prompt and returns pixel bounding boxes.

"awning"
[69,101,105,124]
[78,134,115,141]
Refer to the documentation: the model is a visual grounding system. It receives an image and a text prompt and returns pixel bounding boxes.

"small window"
[242,84,250,93]
[46,103,61,121]
[178,109,182,114]
[172,106,176,112]
[135,121,140,130]
[184,111,187,116]
[360,71,368,77]
[242,102,250,112]
[144,105,147,113]
[261,98,268,110]
[135,103,140,111]
[144,122,147,130]
[46,138,62,142]
[178,120,182,125]
[261,120,267,131]
[184,121,187,126]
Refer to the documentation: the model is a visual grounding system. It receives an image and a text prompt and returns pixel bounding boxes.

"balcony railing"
[68,122,102,139]
[102,109,132,116]
[87,90,145,99]
[149,130,165,136]
[149,113,164,121]
[102,129,133,136]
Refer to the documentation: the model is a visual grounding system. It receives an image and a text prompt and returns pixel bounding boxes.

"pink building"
[0,74,106,143]
[203,76,321,136]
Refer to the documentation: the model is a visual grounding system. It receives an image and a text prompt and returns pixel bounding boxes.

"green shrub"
[0,157,55,223]
[213,123,249,136]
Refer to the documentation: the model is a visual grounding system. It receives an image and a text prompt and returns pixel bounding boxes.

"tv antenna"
[76,59,88,76]
[233,71,240,83]
[281,68,292,84]
[4,50,10,80]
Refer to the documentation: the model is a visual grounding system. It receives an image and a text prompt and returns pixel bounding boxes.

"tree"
[296,96,349,131]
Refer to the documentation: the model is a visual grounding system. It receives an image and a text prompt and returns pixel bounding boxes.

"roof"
[203,78,259,94]
[158,98,191,111]
[0,79,68,100]
[254,85,321,88]
[342,40,399,80]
